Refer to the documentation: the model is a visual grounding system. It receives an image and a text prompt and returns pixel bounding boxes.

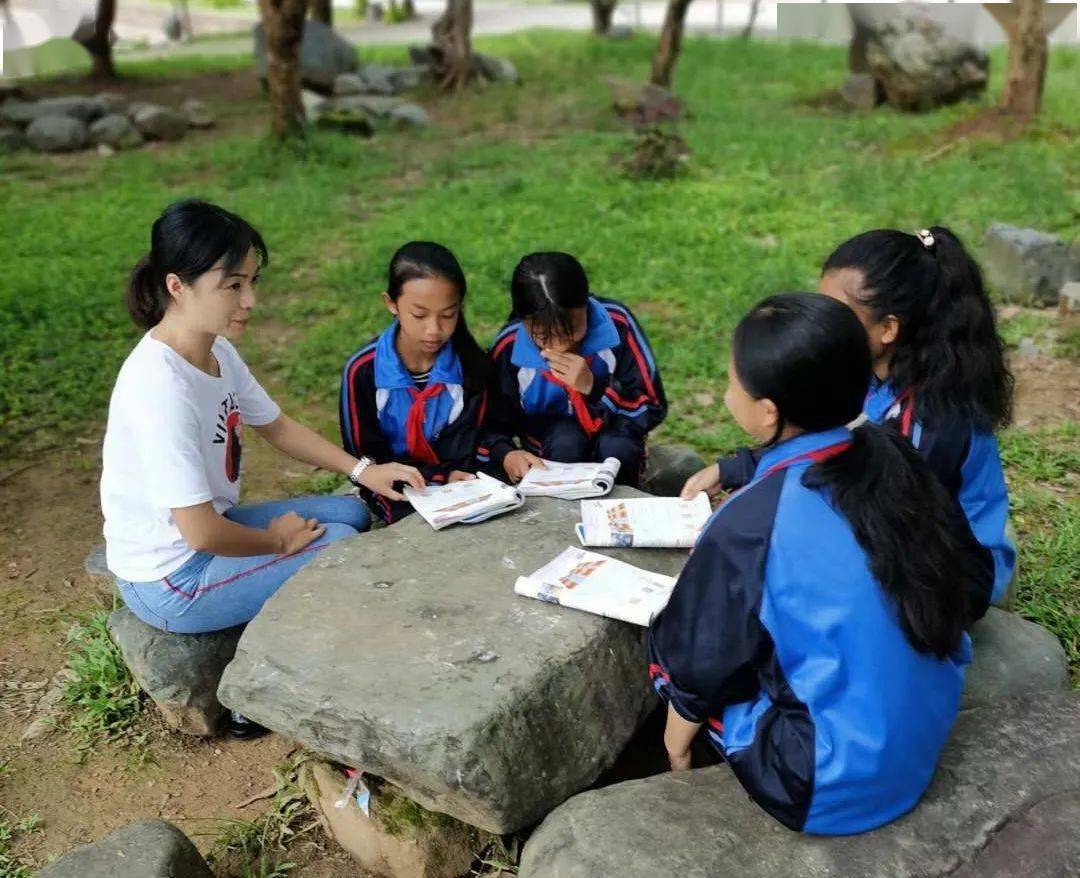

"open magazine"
[516,457,621,500]
[576,493,711,549]
[404,472,524,531]
[514,547,677,626]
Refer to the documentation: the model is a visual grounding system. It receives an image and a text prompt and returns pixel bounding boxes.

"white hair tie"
[916,229,935,250]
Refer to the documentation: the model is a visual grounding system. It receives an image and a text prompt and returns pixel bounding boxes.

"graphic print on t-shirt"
[213,392,243,482]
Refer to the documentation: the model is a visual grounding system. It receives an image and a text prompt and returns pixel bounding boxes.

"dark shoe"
[225,710,268,740]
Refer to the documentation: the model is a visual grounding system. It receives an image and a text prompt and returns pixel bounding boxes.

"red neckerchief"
[404,383,446,465]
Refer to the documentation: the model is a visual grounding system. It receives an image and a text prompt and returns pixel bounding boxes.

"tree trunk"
[590,0,617,35]
[308,0,332,25]
[83,0,117,79]
[846,5,873,73]
[998,0,1047,119]
[257,0,308,140]
[650,0,693,88]
[741,0,760,39]
[432,0,475,91]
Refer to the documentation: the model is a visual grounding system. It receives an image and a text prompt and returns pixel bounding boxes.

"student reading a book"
[478,252,667,487]
[340,242,490,524]
[648,293,992,835]
[101,200,421,644]
[682,227,1014,603]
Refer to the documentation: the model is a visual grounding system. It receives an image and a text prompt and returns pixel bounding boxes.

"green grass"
[62,610,147,760]
[207,751,314,878]
[2,32,1077,672]
[0,809,41,878]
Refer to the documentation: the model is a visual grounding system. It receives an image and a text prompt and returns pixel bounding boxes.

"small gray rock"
[475,53,520,84]
[520,692,1080,878]
[254,19,359,93]
[983,223,1068,306]
[131,104,187,141]
[89,113,143,149]
[26,116,88,152]
[608,25,634,40]
[1017,336,1043,357]
[1066,239,1080,283]
[84,544,111,580]
[108,608,242,736]
[301,88,328,123]
[0,99,42,126]
[358,63,399,95]
[840,72,880,110]
[180,98,215,129]
[641,444,707,498]
[39,819,213,878]
[328,94,403,117]
[333,72,368,96]
[316,105,375,137]
[964,607,1069,709]
[34,95,110,122]
[388,102,429,128]
[96,91,127,114]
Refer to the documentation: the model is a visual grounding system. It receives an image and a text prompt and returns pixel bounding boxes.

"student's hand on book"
[269,512,326,555]
[680,463,722,501]
[448,470,476,483]
[542,350,594,395]
[503,450,546,483]
[359,462,425,501]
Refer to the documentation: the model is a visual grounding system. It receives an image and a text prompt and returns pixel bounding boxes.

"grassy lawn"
[1,32,1077,673]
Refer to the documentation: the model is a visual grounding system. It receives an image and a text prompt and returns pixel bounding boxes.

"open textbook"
[514,547,677,626]
[516,457,621,500]
[576,493,711,549]
[404,472,524,531]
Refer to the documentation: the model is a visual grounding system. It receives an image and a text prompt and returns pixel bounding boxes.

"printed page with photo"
[576,493,711,548]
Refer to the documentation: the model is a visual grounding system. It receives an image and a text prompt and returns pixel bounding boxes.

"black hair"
[126,199,268,330]
[822,226,1013,431]
[387,241,487,392]
[733,293,985,658]
[509,252,590,342]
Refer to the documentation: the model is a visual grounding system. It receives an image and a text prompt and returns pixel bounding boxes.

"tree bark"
[257,0,308,140]
[432,0,475,91]
[846,4,873,73]
[590,0,617,35]
[83,0,117,79]
[650,0,693,88]
[998,0,1048,119]
[308,0,332,25]
[741,0,760,39]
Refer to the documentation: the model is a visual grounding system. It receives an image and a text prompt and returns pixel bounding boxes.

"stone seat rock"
[218,489,689,834]
[519,692,1080,878]
[39,819,213,878]
[108,608,242,736]
[964,607,1068,709]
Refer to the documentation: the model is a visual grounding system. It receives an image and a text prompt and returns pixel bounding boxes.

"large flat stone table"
[218,489,688,834]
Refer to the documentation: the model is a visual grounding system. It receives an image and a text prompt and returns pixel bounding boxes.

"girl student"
[101,200,423,641]
[681,227,1014,603]
[648,293,992,835]
[477,252,667,486]
[339,242,490,524]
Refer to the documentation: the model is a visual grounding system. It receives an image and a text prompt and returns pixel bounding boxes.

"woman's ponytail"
[802,422,991,657]
[125,256,168,330]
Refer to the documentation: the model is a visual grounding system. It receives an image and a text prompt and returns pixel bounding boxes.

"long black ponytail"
[822,226,1013,432]
[734,294,989,658]
[386,242,488,393]
[126,199,268,330]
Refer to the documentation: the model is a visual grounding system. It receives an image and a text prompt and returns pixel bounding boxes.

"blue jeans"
[116,495,370,634]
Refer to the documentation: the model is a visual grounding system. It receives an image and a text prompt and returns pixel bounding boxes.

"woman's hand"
[358,462,425,501]
[680,463,723,501]
[542,350,594,395]
[663,703,701,772]
[503,450,546,483]
[448,470,476,483]
[268,511,325,555]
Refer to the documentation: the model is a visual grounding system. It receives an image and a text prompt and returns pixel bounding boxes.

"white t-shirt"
[100,334,281,582]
